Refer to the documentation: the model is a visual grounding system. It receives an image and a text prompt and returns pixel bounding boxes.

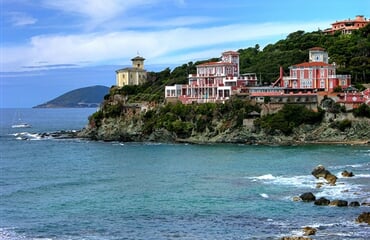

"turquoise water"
[0,108,369,239]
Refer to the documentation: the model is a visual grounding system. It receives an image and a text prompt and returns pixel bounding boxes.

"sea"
[0,108,369,240]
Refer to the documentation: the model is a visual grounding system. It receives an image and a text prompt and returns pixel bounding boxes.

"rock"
[329,200,348,207]
[311,165,329,179]
[302,226,317,236]
[324,173,337,185]
[311,165,337,185]
[356,212,370,225]
[292,196,301,201]
[314,197,330,206]
[281,237,311,240]
[316,182,324,188]
[361,202,370,206]
[349,201,360,207]
[341,170,354,177]
[300,192,316,202]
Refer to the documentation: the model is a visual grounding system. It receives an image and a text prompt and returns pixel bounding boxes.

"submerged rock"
[314,197,330,206]
[329,200,348,207]
[302,226,317,236]
[341,170,354,177]
[281,237,311,240]
[300,192,316,202]
[356,212,370,225]
[349,201,360,207]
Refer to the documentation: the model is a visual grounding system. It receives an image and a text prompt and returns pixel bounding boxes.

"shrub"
[255,104,324,135]
[330,119,352,131]
[353,104,370,118]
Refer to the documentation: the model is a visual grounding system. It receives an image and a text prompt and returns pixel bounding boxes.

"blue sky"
[0,0,368,107]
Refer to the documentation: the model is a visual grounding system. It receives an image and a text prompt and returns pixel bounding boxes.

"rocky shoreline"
[74,116,370,146]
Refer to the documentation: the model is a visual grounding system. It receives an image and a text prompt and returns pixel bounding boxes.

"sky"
[0,0,369,107]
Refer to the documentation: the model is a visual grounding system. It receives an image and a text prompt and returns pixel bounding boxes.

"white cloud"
[42,0,162,27]
[0,21,331,72]
[8,12,37,26]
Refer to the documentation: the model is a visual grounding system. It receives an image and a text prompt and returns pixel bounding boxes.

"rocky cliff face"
[79,109,370,145]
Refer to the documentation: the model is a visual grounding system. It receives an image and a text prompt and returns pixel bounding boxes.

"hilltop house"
[165,51,258,104]
[324,15,369,35]
[116,56,147,87]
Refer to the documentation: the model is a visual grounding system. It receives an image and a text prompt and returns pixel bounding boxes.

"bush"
[255,104,324,135]
[353,104,370,118]
[330,119,352,131]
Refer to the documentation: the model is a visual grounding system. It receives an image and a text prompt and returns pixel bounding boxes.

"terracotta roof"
[292,62,333,68]
[309,47,325,51]
[222,50,239,55]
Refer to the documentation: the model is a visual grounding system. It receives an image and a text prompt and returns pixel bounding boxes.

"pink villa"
[324,15,370,35]
[275,47,351,92]
[165,51,258,104]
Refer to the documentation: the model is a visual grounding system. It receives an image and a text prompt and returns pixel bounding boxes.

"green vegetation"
[254,104,325,135]
[353,103,370,118]
[239,25,370,84]
[142,98,260,138]
[330,119,352,131]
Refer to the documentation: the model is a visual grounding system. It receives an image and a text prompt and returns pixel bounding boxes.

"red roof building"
[277,47,351,92]
[165,51,257,104]
[324,15,370,35]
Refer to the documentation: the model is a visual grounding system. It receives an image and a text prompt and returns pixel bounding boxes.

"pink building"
[277,47,351,92]
[324,15,369,35]
[165,51,257,104]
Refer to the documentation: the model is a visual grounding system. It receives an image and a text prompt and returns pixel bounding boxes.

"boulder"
[361,202,370,206]
[324,173,337,185]
[292,196,301,201]
[314,197,330,206]
[300,192,316,202]
[349,201,360,207]
[311,165,329,179]
[356,212,370,225]
[341,170,354,177]
[311,165,337,185]
[281,237,311,240]
[329,200,348,207]
[302,226,317,236]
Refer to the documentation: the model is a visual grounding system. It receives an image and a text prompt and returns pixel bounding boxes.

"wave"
[248,174,317,189]
[248,173,370,200]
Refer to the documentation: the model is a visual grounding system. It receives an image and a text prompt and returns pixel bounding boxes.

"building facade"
[116,56,147,87]
[324,15,369,35]
[279,47,351,92]
[165,51,257,104]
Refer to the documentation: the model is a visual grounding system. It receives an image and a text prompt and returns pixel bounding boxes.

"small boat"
[12,123,32,128]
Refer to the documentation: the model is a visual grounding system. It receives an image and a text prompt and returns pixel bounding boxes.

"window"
[300,69,304,79]
[320,79,325,88]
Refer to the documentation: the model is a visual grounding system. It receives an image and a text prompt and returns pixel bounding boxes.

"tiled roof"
[292,62,333,67]
[309,47,325,51]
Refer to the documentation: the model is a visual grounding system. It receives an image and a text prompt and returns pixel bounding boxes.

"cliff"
[78,93,370,145]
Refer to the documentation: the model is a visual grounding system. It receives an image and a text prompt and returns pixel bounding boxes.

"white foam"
[260,193,269,198]
[253,174,275,180]
[248,174,316,189]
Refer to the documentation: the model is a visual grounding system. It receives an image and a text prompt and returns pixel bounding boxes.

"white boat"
[12,123,32,128]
